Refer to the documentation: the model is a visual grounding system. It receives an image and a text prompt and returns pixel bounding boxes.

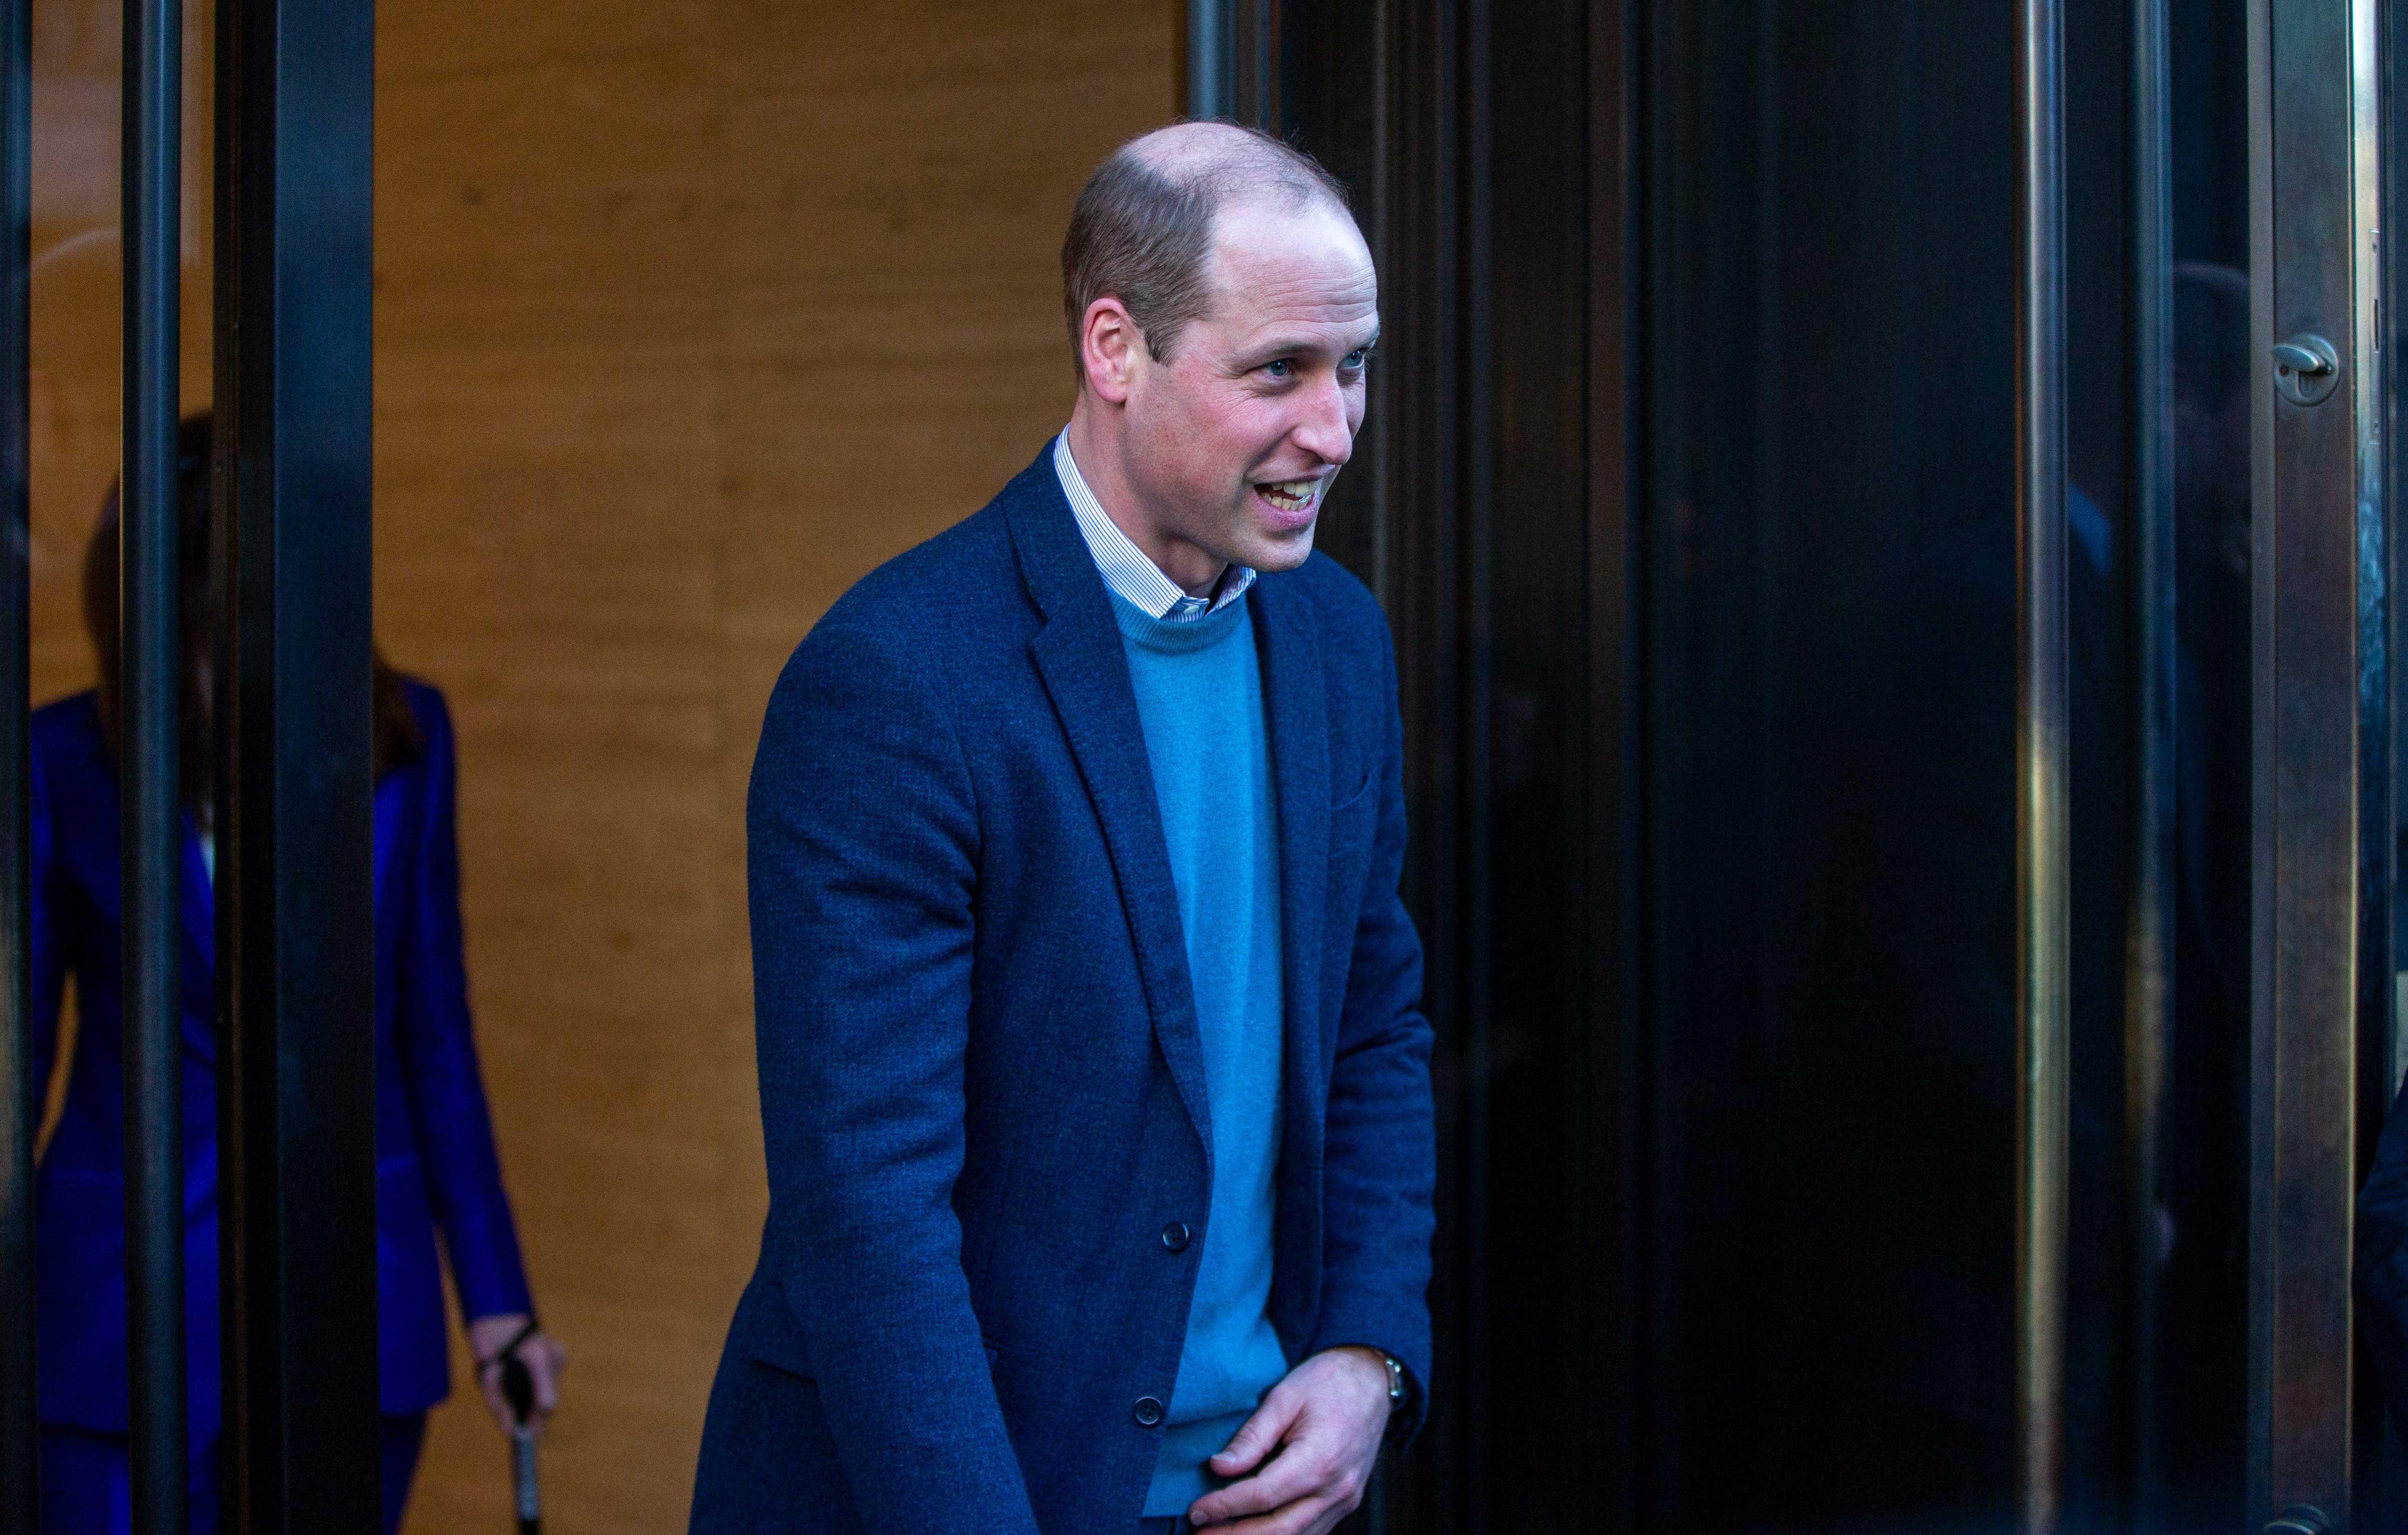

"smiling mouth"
[1256,477,1321,513]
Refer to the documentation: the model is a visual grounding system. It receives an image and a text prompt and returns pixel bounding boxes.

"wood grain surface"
[26,3,1173,1529]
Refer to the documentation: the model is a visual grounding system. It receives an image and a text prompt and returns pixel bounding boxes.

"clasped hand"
[1186,1346,1393,1534]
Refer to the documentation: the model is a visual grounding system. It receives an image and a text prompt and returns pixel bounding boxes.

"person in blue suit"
[30,412,566,1534]
[691,123,1434,1534]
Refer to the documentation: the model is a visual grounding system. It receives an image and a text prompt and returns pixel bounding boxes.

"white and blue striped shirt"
[1054,431,1256,623]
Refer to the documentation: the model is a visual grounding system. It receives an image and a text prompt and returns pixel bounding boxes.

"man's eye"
[1342,350,1369,371]
[1263,359,1295,379]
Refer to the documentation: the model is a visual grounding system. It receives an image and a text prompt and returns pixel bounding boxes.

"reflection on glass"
[1638,0,2262,1526]
[29,418,561,1531]
[28,0,209,711]
[2147,0,2253,1516]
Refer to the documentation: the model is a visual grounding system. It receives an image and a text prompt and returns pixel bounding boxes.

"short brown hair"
[1061,122,1352,384]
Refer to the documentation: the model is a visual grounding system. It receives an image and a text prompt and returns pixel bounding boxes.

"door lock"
[2265,1507,2331,1535]
[2274,333,2341,406]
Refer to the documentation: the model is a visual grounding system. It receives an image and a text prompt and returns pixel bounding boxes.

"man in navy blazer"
[692,122,1434,1535]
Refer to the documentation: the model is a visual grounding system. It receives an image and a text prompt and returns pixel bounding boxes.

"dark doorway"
[1277,0,2359,1530]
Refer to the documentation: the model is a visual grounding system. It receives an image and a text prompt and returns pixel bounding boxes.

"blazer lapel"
[1006,457,1215,1156]
[1249,574,1329,1169]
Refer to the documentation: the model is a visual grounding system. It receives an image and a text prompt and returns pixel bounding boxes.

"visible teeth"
[1260,478,1318,506]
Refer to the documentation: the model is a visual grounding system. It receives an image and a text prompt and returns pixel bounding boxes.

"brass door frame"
[2015,0,2072,1528]
[2247,0,2385,1524]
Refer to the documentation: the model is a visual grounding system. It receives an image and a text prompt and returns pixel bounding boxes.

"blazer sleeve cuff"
[446,1199,536,1321]
[1307,1294,1433,1449]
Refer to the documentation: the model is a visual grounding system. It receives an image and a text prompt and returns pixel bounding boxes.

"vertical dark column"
[2350,0,2396,1515]
[1233,0,1277,130]
[2016,0,2072,1527]
[213,0,380,1522]
[122,0,185,1519]
[1288,1,1616,1529]
[2378,0,2408,1518]
[0,0,33,1508]
[1448,0,1495,1523]
[1371,0,1466,1522]
[1586,0,1641,1524]
[1266,4,1470,1527]
[2127,0,2175,1519]
[1188,0,1234,118]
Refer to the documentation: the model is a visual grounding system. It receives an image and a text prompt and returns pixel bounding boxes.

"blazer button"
[1134,1396,1166,1427]
[1161,1221,1192,1253]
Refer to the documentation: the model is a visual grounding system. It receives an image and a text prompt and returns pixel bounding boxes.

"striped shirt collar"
[1054,431,1255,623]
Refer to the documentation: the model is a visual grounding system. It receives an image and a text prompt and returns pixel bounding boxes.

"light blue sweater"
[1108,589,1291,1517]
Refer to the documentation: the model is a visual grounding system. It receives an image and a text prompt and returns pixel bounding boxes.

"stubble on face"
[1119,197,1379,590]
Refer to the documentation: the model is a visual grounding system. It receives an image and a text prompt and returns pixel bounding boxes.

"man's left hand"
[1188,1346,1391,1533]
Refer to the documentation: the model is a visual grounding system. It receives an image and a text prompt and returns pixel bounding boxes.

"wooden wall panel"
[26,2,1170,1532]
[375,15,736,1529]
[374,5,1174,1533]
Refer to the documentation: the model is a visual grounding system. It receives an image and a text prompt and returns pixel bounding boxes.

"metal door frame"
[0,0,29,1514]
[0,0,381,1524]
[2014,2,2072,1530]
[212,0,383,1525]
[2247,0,2388,1525]
[1269,0,2400,1529]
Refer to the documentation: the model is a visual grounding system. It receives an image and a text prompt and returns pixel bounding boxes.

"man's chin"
[1240,521,1319,574]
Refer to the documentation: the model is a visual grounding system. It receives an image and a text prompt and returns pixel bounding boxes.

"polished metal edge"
[1188,0,1234,120]
[0,0,32,1510]
[119,0,184,1521]
[2126,0,2175,1517]
[2017,0,2072,1528]
[2247,0,2375,1522]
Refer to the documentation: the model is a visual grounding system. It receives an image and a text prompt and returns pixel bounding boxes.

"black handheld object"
[500,1348,537,1426]
[496,1328,541,1535]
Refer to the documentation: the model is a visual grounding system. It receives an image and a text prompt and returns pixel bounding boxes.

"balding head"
[1061,121,1354,380]
[1118,119,1348,203]
[1059,121,1375,597]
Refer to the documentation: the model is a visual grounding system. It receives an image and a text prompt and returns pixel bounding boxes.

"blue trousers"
[39,1412,426,1535]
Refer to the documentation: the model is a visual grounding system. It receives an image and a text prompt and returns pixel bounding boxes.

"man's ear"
[1080,298,1143,405]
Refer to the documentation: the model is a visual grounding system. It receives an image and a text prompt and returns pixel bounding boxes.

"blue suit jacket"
[692,449,1436,1533]
[29,680,532,1437]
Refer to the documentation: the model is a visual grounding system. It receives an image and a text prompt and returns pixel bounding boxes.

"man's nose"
[1291,374,1355,466]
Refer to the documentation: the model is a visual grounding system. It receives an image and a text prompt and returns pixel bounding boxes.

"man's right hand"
[1186,1347,1391,1533]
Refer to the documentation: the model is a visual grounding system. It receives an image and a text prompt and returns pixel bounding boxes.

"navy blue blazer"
[29,680,532,1437]
[692,449,1436,1533]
